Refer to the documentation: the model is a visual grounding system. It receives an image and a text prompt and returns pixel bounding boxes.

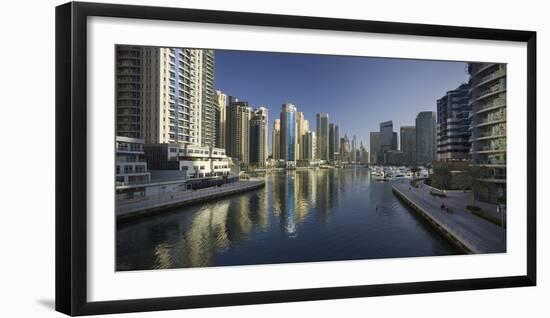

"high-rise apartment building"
[400,126,416,165]
[416,111,437,165]
[215,90,227,149]
[296,111,306,160]
[302,131,316,160]
[316,114,329,161]
[272,119,281,160]
[200,50,216,147]
[115,46,215,146]
[437,83,471,160]
[280,103,298,163]
[226,96,252,165]
[468,63,507,202]
[249,107,269,167]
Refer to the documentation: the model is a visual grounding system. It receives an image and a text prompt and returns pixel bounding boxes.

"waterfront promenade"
[392,180,505,254]
[117,180,265,220]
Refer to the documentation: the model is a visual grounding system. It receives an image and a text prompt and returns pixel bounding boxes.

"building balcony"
[471,69,506,88]
[473,117,506,128]
[474,85,506,102]
[475,63,498,75]
[476,99,506,114]
[472,146,506,154]
[471,133,506,142]
[116,54,140,60]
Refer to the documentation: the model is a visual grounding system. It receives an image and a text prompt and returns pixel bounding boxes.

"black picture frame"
[55,1,537,316]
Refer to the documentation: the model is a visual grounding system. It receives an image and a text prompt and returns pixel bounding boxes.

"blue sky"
[214,50,468,150]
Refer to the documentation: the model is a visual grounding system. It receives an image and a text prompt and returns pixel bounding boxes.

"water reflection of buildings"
[139,170,347,268]
[152,202,231,268]
[314,170,338,223]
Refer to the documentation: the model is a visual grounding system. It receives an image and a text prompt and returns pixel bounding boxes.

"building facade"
[249,107,269,167]
[280,103,298,164]
[302,131,316,160]
[400,126,416,165]
[272,119,281,160]
[144,143,230,179]
[369,132,380,164]
[379,121,394,153]
[329,123,336,162]
[416,111,437,165]
[115,136,151,185]
[468,63,507,202]
[116,46,215,146]
[200,50,217,147]
[316,113,329,161]
[226,96,251,165]
[215,90,227,149]
[296,111,306,160]
[437,83,471,160]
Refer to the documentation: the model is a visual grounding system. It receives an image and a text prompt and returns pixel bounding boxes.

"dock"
[117,180,265,220]
[392,180,505,254]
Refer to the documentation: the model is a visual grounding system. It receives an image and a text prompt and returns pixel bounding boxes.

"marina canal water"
[116,168,461,270]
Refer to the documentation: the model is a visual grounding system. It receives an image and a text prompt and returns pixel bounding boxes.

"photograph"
[114,45,507,271]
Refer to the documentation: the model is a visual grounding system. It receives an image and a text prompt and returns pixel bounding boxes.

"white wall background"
[0,0,547,317]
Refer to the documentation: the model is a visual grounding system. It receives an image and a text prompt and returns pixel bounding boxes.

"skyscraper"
[249,107,269,167]
[379,121,394,152]
[296,111,306,160]
[369,132,380,163]
[200,50,216,147]
[400,126,416,165]
[116,46,213,146]
[272,119,281,160]
[415,111,437,165]
[302,131,316,160]
[437,83,471,160]
[280,103,298,163]
[316,114,329,161]
[227,96,252,165]
[468,63,507,202]
[329,123,336,161]
[334,125,340,159]
[214,90,227,149]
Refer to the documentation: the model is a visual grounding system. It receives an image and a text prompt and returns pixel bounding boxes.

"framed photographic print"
[55,1,536,316]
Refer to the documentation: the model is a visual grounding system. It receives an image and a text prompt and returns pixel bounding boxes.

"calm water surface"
[116,168,460,270]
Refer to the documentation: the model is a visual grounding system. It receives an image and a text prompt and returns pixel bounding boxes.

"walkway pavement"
[117,180,265,219]
[393,179,505,253]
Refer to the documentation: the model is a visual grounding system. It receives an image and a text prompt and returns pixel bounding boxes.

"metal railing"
[116,181,264,216]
